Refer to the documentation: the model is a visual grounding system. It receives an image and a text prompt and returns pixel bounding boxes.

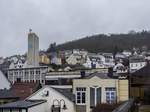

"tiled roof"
[0,89,18,99]
[10,82,40,100]
[0,100,46,109]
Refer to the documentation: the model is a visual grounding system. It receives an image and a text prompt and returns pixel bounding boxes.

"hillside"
[56,31,150,53]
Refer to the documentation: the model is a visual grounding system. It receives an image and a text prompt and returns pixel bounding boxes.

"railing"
[112,99,138,112]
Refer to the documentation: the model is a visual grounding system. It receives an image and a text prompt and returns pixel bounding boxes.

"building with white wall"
[28,86,75,112]
[129,56,146,73]
[7,66,48,84]
[73,72,129,112]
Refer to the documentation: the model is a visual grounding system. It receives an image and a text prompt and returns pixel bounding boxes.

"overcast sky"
[1,0,150,57]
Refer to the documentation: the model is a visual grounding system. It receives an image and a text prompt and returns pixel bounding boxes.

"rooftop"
[85,72,112,79]
[0,100,46,109]
[53,88,75,102]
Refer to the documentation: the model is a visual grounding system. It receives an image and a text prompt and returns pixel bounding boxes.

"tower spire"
[29,29,32,33]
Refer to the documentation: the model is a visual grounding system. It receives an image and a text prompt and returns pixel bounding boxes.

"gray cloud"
[0,0,150,56]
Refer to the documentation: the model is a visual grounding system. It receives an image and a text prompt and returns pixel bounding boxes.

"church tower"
[27,29,39,66]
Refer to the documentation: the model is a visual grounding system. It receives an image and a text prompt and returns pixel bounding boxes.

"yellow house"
[39,54,50,64]
[73,72,129,112]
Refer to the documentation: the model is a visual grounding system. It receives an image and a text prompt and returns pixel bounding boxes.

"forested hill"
[56,31,150,53]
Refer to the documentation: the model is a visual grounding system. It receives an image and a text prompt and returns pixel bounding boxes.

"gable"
[27,86,74,103]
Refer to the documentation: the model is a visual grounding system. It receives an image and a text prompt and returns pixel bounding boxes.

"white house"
[27,86,75,112]
[9,59,25,69]
[102,53,115,67]
[83,54,105,69]
[66,53,85,65]
[83,53,115,69]
[51,56,62,65]
[0,70,11,89]
[122,50,132,57]
[129,56,147,73]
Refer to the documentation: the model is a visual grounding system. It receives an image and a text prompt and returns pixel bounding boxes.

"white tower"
[27,29,39,66]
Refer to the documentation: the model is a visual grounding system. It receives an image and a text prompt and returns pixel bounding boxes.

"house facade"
[73,73,129,112]
[7,66,48,84]
[83,53,115,69]
[129,56,146,73]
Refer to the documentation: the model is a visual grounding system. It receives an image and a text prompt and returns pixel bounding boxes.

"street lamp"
[51,99,67,112]
[60,99,67,110]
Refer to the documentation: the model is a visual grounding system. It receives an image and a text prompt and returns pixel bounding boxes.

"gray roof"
[53,88,75,102]
[129,56,145,63]
[85,72,111,79]
[0,100,46,109]
[0,89,18,99]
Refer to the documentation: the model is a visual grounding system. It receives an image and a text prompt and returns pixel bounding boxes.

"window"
[76,87,86,105]
[17,78,21,83]
[90,87,101,108]
[105,88,116,104]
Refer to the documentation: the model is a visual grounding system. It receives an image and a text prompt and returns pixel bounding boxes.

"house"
[129,56,146,73]
[73,72,129,112]
[39,51,50,65]
[0,100,47,112]
[115,53,126,60]
[130,63,150,103]
[102,53,115,67]
[0,70,11,89]
[66,53,85,65]
[51,56,62,65]
[27,86,75,112]
[83,53,115,69]
[122,50,132,57]
[83,54,105,69]
[9,59,25,69]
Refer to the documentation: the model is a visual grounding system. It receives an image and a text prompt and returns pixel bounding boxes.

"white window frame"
[76,87,86,105]
[105,88,116,104]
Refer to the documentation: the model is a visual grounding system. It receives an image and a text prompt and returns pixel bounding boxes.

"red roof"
[10,82,40,100]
